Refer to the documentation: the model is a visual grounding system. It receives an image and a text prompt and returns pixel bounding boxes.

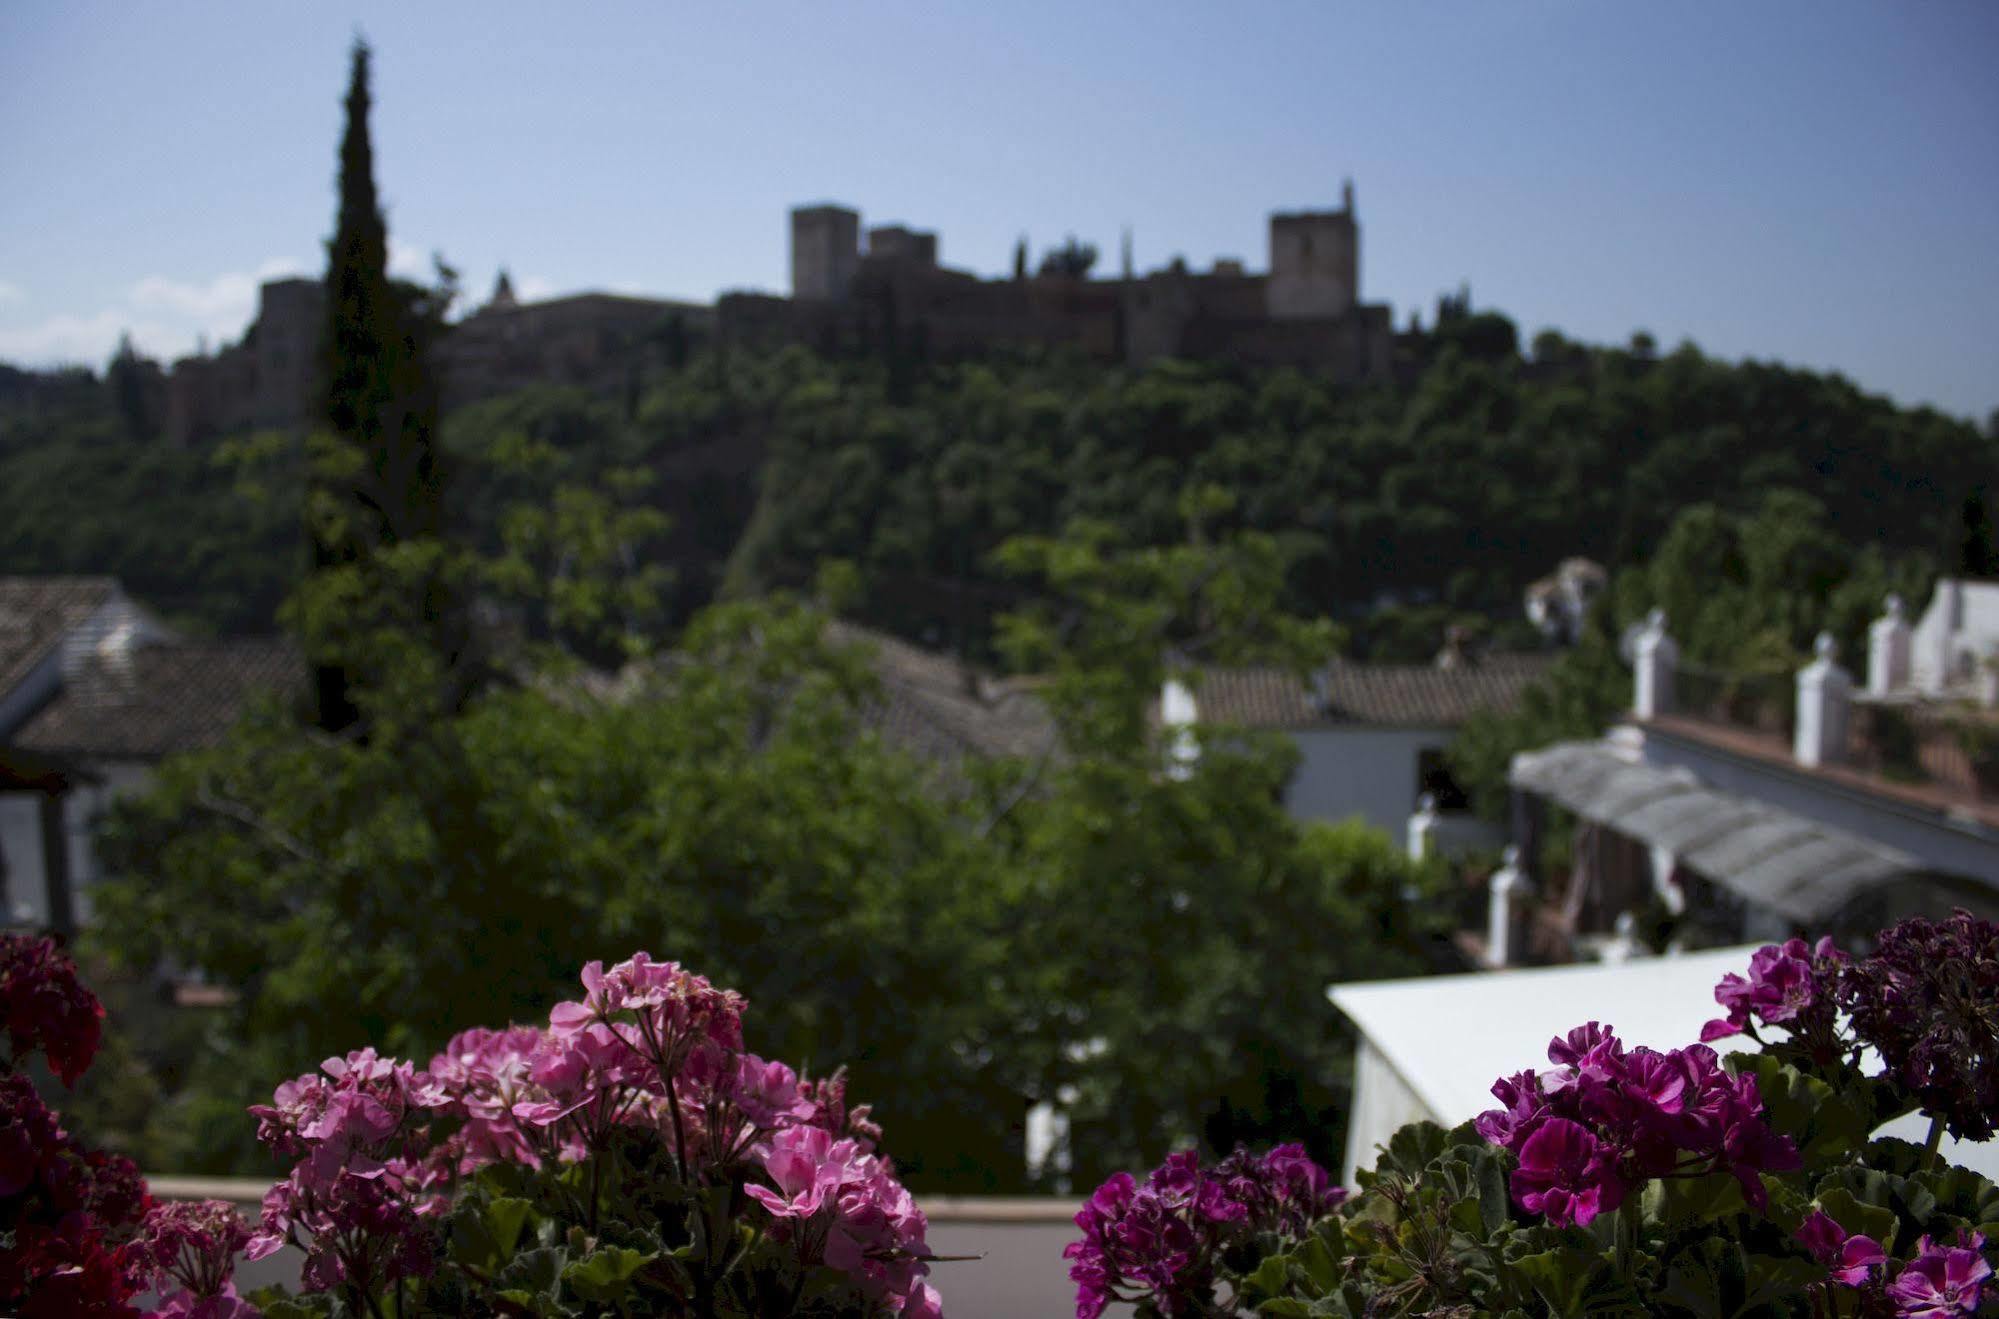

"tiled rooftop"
[0,576,117,701]
[14,638,303,760]
[825,622,1057,766]
[1183,654,1556,729]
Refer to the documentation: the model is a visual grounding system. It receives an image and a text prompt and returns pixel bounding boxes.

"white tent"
[1329,949,1997,1188]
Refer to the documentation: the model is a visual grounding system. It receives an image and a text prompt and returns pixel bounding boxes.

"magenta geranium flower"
[1796,1209,1886,1287]
[1887,1232,1992,1316]
[0,934,105,1087]
[1841,910,1999,1143]
[1476,1023,1796,1224]
[1510,1117,1622,1227]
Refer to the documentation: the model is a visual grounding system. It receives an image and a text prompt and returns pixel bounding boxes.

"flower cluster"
[243,953,936,1315]
[1,933,105,1087]
[1798,1212,1991,1316]
[1840,909,1999,1143]
[1211,1143,1347,1240]
[0,937,152,1318]
[1700,935,1852,1066]
[244,1047,451,1294]
[131,1199,259,1318]
[1065,1145,1344,1319]
[1474,1023,1799,1226]
[750,1124,941,1318]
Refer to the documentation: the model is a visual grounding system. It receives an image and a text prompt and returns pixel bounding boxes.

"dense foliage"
[725,334,1990,663]
[1065,914,1999,1317]
[85,494,1446,1191]
[6,323,1990,659]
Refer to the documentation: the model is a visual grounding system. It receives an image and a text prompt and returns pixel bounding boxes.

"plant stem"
[666,1080,691,1182]
[1616,1198,1638,1278]
[1923,1113,1946,1169]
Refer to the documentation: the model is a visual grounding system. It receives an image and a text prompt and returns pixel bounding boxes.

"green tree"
[1038,235,1098,279]
[986,498,1442,1185]
[104,333,154,443]
[308,37,463,729]
[1954,487,1999,579]
[89,592,1027,1185]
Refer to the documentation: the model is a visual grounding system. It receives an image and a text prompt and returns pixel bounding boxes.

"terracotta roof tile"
[1184,655,1556,729]
[826,622,1057,765]
[15,638,304,760]
[0,576,116,702]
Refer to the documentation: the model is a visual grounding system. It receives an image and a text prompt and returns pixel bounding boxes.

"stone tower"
[1265,180,1359,320]
[791,204,861,302]
[250,276,324,427]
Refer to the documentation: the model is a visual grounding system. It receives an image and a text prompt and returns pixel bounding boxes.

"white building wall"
[1341,1038,1438,1189]
[1910,578,1999,695]
[1284,726,1449,837]
[0,760,153,929]
[0,796,47,926]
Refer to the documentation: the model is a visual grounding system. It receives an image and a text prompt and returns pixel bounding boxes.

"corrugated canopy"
[1509,741,1923,922]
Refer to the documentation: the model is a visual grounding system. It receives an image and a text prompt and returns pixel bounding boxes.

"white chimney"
[1486,845,1531,968]
[1867,594,1912,696]
[1161,676,1199,781]
[1633,609,1677,719]
[1407,794,1438,861]
[1795,632,1853,768]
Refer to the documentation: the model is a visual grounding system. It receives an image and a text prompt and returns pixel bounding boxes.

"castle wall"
[161,190,1394,441]
[791,206,861,302]
[1267,211,1358,320]
[250,278,323,429]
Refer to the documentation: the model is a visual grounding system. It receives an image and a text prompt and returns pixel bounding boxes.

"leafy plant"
[1065,914,1999,1317]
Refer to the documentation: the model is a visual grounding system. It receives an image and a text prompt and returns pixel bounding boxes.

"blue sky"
[2,1,1994,420]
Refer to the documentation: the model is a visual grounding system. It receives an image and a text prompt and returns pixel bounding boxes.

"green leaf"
[1644,1169,1748,1232]
[1240,1252,1294,1302]
[1253,1301,1317,1318]
[484,1196,536,1261]
[1655,1237,1823,1318]
[1726,1053,1869,1171]
[1812,1187,1898,1246]
[1509,1244,1629,1316]
[1818,1166,1937,1249]
[244,1292,335,1319]
[563,1245,657,1303]
[498,1244,570,1299]
[1292,1222,1345,1293]
[1372,1120,1451,1181]
[1913,1163,1999,1238]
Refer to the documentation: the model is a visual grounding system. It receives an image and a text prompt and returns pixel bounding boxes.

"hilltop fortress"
[162,189,1392,444]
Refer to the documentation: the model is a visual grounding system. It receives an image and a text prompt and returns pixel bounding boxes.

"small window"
[1416,748,1468,810]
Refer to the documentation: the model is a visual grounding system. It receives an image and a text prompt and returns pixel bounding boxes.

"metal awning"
[1509,741,1923,922]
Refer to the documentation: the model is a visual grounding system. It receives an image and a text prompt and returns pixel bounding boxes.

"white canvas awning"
[1509,741,1922,922]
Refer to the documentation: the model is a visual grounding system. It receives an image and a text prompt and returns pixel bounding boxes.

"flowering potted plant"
[4,942,944,1317]
[227,953,944,1317]
[1067,912,1999,1316]
[1,934,155,1317]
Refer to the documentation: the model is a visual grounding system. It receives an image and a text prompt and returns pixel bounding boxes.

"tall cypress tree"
[321,37,443,549]
[311,38,452,729]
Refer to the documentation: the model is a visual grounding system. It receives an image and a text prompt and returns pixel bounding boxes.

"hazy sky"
[2,2,1994,420]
